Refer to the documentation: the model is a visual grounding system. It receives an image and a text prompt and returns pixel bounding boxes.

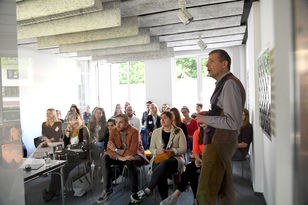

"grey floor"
[24,159,266,205]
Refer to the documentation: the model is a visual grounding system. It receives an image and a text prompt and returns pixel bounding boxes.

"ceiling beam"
[150,15,242,36]
[59,29,151,53]
[17,7,121,39]
[173,40,242,51]
[139,1,244,27]
[159,26,246,42]
[118,0,234,17]
[167,34,244,47]
[77,39,163,57]
[17,0,103,21]
[37,17,138,48]
[93,48,174,63]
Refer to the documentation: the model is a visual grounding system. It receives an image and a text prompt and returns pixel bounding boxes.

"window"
[98,61,146,118]
[2,86,19,97]
[7,70,19,79]
[174,56,215,112]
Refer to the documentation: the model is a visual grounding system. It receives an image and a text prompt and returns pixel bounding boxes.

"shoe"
[42,189,55,202]
[130,190,148,203]
[96,188,113,203]
[128,193,141,204]
[112,175,124,185]
[160,195,178,205]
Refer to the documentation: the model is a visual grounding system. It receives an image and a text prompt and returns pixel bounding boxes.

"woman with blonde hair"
[146,103,161,144]
[43,110,90,202]
[112,104,123,118]
[42,108,62,143]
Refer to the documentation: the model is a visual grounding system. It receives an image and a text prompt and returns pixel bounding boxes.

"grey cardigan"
[150,125,187,173]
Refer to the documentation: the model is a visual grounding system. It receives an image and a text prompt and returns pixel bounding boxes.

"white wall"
[246,1,264,194]
[144,57,174,109]
[246,1,294,204]
[18,47,81,154]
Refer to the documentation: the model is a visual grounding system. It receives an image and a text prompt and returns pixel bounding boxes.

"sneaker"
[112,175,124,185]
[130,190,147,203]
[128,193,141,204]
[160,195,178,205]
[96,188,113,203]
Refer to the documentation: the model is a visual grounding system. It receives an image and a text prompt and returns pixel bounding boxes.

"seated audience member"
[191,103,203,119]
[161,103,170,112]
[42,108,62,144]
[42,110,90,202]
[130,111,187,203]
[126,105,141,132]
[83,105,92,126]
[124,102,131,113]
[97,114,148,204]
[56,110,64,123]
[146,103,161,145]
[170,107,188,141]
[141,101,152,149]
[103,118,116,150]
[232,109,253,161]
[69,104,81,117]
[112,104,124,118]
[87,107,107,145]
[181,106,199,153]
[160,123,206,205]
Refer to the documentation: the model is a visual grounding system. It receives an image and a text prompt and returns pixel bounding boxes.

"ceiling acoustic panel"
[17,0,103,21]
[77,39,162,57]
[59,29,151,53]
[37,17,139,48]
[18,8,121,39]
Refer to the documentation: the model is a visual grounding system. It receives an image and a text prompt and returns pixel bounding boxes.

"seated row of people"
[39,103,252,204]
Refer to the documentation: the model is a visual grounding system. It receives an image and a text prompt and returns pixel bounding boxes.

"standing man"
[83,105,91,126]
[141,101,152,149]
[196,49,245,205]
[96,114,148,204]
[126,105,141,132]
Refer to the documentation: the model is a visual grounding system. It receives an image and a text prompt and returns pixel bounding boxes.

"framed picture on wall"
[258,48,272,140]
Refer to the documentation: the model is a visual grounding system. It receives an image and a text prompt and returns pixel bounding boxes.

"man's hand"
[107,141,116,151]
[196,114,206,124]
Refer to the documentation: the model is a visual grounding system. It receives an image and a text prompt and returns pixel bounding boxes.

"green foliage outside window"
[176,58,208,79]
[119,61,145,84]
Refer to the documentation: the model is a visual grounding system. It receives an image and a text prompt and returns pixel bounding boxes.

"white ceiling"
[16,0,253,62]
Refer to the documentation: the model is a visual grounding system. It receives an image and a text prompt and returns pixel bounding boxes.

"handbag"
[154,151,174,164]
[72,172,91,197]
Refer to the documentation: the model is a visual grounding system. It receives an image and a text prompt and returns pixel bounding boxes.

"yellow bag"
[154,151,173,164]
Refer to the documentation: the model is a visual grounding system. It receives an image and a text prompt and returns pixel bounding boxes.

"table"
[30,142,64,158]
[22,158,66,205]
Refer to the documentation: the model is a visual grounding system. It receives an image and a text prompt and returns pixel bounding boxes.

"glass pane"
[118,63,129,84]
[129,61,145,84]
[174,58,197,111]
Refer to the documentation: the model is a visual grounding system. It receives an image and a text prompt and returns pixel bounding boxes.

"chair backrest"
[33,136,43,148]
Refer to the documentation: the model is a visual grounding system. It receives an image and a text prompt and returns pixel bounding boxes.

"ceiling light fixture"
[177,0,193,25]
[197,35,207,51]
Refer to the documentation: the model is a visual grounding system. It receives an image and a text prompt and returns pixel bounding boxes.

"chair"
[33,136,43,148]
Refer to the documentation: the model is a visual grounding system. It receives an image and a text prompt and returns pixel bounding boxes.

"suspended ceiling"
[16,0,253,62]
